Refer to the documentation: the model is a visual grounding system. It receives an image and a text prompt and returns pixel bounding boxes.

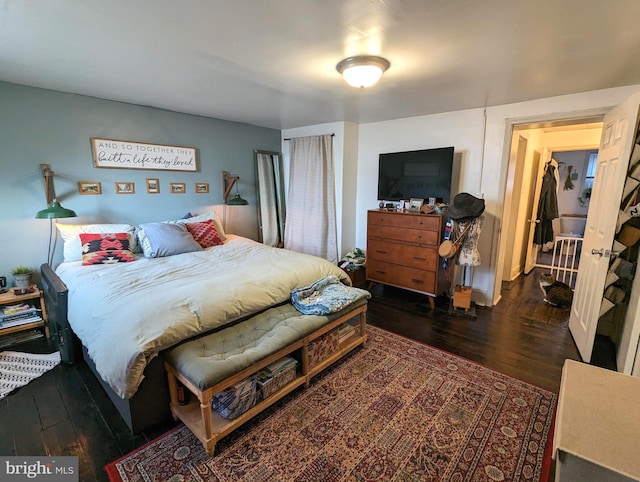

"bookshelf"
[0,284,49,339]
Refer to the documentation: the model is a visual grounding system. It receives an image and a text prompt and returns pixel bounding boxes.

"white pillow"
[57,223,137,263]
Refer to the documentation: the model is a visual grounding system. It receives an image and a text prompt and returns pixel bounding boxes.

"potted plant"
[11,266,33,289]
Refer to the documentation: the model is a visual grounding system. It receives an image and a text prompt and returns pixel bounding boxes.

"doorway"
[495,94,640,376]
[529,149,598,287]
[500,118,603,294]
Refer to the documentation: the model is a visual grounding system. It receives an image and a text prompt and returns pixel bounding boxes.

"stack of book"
[338,323,356,344]
[0,303,42,329]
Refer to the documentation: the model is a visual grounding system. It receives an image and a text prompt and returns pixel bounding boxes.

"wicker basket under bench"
[164,299,368,456]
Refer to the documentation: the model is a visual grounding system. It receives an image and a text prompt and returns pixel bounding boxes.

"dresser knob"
[411,278,424,284]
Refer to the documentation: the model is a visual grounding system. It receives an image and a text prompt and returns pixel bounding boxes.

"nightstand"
[341,266,367,288]
[0,285,49,339]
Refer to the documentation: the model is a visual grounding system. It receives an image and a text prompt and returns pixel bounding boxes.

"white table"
[553,359,640,481]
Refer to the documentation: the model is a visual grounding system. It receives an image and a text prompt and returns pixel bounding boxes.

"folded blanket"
[291,275,371,315]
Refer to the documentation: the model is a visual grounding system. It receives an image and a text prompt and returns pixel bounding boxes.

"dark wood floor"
[0,269,596,481]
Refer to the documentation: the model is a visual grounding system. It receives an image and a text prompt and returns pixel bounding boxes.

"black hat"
[446,193,485,220]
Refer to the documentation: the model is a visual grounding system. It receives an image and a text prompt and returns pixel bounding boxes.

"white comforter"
[56,236,349,399]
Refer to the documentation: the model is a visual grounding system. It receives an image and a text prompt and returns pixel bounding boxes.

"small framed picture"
[146,178,160,194]
[115,182,135,194]
[195,182,209,193]
[78,181,101,195]
[170,182,186,194]
[410,198,424,211]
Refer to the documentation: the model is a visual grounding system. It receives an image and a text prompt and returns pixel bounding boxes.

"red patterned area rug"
[106,326,556,482]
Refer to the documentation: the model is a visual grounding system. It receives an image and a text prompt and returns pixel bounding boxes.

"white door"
[569,93,640,362]
[524,149,549,274]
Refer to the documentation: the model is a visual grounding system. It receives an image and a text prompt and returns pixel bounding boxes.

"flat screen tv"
[377,146,454,202]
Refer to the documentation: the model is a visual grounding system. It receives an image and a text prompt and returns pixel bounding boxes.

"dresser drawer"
[367,260,436,294]
[367,225,438,245]
[368,211,440,231]
[367,239,438,271]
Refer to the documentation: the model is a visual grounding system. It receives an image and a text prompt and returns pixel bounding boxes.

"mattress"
[55,235,350,398]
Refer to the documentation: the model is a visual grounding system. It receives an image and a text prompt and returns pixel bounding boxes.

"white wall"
[502,130,535,281]
[553,150,596,217]
[341,122,360,253]
[289,84,640,305]
[356,108,486,233]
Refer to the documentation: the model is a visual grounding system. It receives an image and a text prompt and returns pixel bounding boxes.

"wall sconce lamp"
[336,55,390,88]
[35,164,77,266]
[222,170,248,205]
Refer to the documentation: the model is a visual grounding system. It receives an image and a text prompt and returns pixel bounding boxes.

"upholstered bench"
[164,299,367,456]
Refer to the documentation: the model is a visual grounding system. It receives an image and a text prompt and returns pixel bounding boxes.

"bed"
[40,215,351,432]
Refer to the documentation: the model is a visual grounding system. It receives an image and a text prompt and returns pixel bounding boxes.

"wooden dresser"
[367,210,447,307]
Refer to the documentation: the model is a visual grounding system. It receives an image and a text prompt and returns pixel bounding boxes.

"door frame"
[493,108,609,305]
[523,147,548,275]
[501,133,530,281]
[523,145,601,274]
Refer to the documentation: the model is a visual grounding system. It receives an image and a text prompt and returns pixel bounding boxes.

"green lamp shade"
[35,200,77,219]
[226,193,249,205]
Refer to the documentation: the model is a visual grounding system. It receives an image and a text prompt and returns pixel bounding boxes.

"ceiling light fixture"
[336,55,390,88]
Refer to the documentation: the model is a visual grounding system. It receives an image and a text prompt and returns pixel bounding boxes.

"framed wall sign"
[91,137,198,172]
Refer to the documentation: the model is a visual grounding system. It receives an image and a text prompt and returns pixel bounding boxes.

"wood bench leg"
[201,394,217,456]
[166,368,179,421]
[205,442,216,457]
[301,344,310,388]
[359,311,367,345]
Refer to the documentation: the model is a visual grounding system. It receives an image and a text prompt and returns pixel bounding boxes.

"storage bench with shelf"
[164,299,367,456]
[0,285,49,340]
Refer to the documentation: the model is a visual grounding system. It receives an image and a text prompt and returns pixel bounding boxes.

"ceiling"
[2,0,640,130]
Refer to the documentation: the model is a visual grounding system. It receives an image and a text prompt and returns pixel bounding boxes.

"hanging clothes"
[534,160,559,246]
[454,214,484,267]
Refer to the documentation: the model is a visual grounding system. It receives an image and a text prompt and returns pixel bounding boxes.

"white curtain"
[284,134,338,263]
[256,153,279,246]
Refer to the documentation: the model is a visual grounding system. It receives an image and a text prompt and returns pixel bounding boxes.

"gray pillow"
[137,222,202,258]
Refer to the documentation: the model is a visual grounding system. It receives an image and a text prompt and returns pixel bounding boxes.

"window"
[584,152,598,189]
